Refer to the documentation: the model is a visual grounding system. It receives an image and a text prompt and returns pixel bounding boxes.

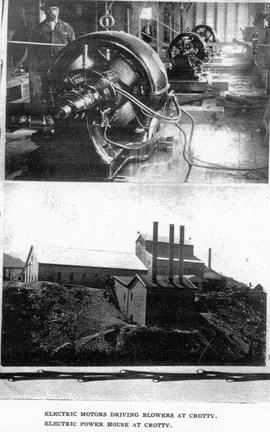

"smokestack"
[178,225,185,284]
[152,221,158,283]
[208,248,212,270]
[168,224,174,283]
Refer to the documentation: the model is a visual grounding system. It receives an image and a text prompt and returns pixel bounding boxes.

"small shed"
[3,253,24,281]
[114,274,196,327]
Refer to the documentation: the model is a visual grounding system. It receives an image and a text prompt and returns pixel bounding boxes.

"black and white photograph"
[2,183,268,368]
[4,1,270,182]
[1,0,270,430]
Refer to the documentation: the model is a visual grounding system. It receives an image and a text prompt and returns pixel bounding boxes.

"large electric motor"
[29,31,172,181]
[168,31,208,80]
[192,24,218,44]
[167,25,218,80]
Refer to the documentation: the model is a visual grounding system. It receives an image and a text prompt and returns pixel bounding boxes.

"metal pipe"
[152,221,158,284]
[168,224,174,283]
[8,40,66,47]
[178,225,185,284]
[83,43,88,70]
[208,248,212,270]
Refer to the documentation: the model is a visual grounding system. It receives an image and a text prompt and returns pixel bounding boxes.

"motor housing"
[30,31,171,180]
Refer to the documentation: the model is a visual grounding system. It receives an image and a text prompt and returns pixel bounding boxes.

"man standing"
[33,1,75,68]
[31,1,75,108]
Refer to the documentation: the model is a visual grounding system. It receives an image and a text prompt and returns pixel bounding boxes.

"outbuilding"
[114,274,196,327]
[3,253,25,281]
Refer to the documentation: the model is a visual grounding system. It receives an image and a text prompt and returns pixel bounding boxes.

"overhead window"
[140,7,152,20]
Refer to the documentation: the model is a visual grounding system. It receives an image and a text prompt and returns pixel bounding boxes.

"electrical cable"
[85,69,268,174]
[180,107,268,172]
[104,123,168,151]
[114,85,182,123]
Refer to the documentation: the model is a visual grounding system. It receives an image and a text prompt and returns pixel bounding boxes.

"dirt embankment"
[1,280,266,366]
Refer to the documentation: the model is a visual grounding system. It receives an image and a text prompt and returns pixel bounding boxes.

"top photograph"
[4,0,270,183]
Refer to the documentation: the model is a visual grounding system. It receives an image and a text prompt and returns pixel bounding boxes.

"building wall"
[127,280,147,325]
[136,238,203,277]
[3,267,24,281]
[109,2,251,44]
[25,247,39,283]
[146,287,196,327]
[114,280,129,317]
[144,240,194,259]
[156,259,204,277]
[136,236,194,259]
[114,279,147,325]
[38,263,146,287]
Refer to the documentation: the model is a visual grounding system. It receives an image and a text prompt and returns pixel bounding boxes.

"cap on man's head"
[40,1,60,11]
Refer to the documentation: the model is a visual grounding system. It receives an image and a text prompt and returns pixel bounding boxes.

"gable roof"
[3,253,24,268]
[27,245,148,272]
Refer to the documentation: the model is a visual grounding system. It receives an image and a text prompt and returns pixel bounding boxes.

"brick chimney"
[208,247,212,270]
[152,221,158,283]
[168,224,174,283]
[178,225,185,284]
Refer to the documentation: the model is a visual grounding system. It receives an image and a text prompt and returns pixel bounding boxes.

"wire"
[179,108,268,173]
[86,69,268,174]
[104,123,167,151]
[114,85,182,123]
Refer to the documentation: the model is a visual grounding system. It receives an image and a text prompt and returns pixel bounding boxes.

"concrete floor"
[5,50,269,183]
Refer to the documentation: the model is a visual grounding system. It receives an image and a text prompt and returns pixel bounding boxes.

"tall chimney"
[152,221,158,283]
[178,225,185,284]
[208,248,212,270]
[168,224,174,283]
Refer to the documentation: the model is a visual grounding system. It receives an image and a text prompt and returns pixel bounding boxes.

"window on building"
[130,314,134,323]
[124,293,126,301]
[82,273,86,283]
[130,293,133,301]
[140,7,152,19]
[57,272,62,283]
[69,273,74,283]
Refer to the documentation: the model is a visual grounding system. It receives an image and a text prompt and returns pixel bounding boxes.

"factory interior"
[5,1,270,182]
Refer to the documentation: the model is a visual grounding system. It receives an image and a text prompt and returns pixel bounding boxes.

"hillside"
[1,280,266,366]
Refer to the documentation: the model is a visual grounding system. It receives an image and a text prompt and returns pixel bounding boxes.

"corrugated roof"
[3,253,24,268]
[31,245,147,271]
[115,274,195,290]
[138,233,193,245]
[139,274,192,290]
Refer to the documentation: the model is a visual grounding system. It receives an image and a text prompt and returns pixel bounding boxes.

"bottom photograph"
[2,183,268,367]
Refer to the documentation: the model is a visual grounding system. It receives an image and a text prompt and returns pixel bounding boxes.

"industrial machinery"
[167,25,218,80]
[26,31,183,181]
[192,24,218,44]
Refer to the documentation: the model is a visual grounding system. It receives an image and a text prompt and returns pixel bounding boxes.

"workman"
[31,1,75,106]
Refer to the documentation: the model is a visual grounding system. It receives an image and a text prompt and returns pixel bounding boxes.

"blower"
[167,25,218,80]
[29,31,181,181]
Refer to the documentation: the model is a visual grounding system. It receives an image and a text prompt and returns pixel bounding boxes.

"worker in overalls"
[31,1,75,108]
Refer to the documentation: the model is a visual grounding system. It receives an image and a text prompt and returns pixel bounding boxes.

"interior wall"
[8,1,258,42]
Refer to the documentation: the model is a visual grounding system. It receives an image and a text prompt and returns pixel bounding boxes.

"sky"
[3,182,270,288]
